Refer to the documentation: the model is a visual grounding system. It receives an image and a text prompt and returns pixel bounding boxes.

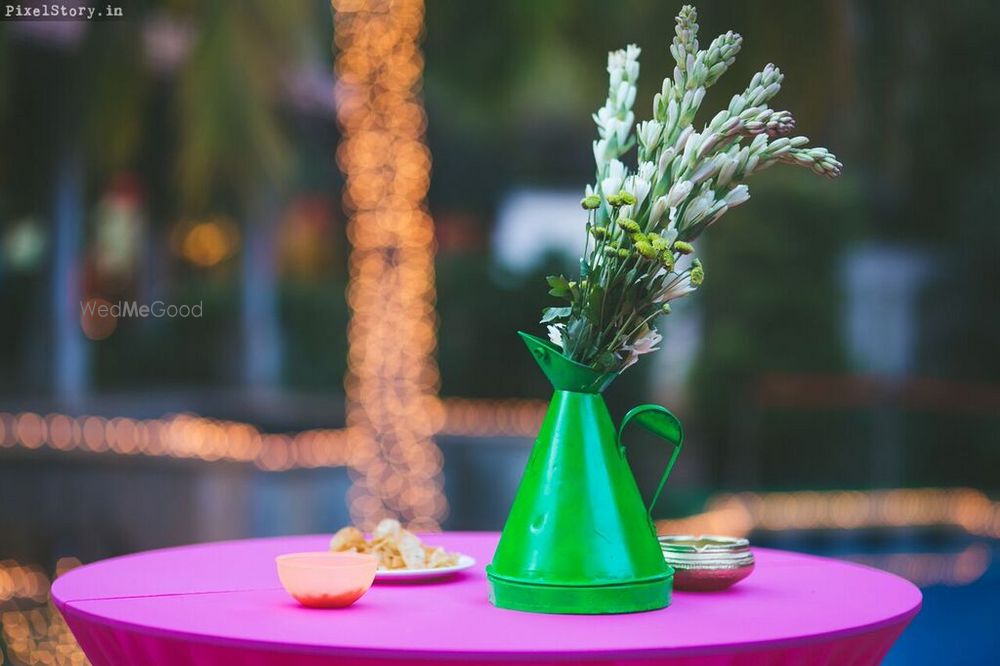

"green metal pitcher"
[487,332,684,614]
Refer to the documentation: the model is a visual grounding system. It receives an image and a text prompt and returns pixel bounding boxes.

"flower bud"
[728,93,747,116]
[674,125,693,153]
[625,175,651,208]
[666,180,694,207]
[601,159,627,197]
[660,251,675,271]
[651,196,669,225]
[581,195,601,210]
[681,130,701,166]
[666,98,679,129]
[638,161,657,182]
[707,110,728,132]
[673,240,694,254]
[637,120,664,150]
[635,240,658,260]
[768,137,791,153]
[658,148,675,178]
[593,139,609,166]
[617,218,641,233]
[690,258,705,286]
[682,190,716,227]
[724,184,750,207]
[716,156,737,187]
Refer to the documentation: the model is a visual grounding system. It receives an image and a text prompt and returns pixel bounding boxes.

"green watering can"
[487,332,684,614]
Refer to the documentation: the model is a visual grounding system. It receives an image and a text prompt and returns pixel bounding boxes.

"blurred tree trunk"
[50,149,87,404]
[241,187,284,391]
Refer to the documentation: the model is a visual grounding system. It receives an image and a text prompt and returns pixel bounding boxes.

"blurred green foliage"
[689,173,862,482]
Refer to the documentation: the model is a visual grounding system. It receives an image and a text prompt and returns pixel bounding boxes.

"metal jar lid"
[658,535,755,591]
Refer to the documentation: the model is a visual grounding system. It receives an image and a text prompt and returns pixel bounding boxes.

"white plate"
[374,554,476,581]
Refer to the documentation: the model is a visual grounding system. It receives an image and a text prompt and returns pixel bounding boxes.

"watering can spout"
[517,331,618,393]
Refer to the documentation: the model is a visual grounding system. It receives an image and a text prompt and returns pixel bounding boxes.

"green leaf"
[567,316,588,342]
[546,274,570,290]
[597,351,618,371]
[540,307,572,323]
[546,274,572,299]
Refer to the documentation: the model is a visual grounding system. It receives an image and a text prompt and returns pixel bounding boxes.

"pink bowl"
[276,552,377,608]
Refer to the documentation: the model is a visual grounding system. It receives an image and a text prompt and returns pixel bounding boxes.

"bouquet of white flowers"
[542,4,842,373]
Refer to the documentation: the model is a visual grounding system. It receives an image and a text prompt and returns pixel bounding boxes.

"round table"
[52,533,920,665]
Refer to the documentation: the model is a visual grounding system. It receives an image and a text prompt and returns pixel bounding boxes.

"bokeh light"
[333,0,446,530]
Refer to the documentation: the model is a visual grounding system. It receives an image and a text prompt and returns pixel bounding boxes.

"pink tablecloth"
[53,533,920,665]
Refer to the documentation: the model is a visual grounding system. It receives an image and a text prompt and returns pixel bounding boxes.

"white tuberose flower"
[637,120,663,152]
[637,160,656,182]
[654,274,696,303]
[665,180,693,208]
[724,184,750,207]
[650,196,668,225]
[624,174,651,209]
[601,159,627,197]
[593,139,610,167]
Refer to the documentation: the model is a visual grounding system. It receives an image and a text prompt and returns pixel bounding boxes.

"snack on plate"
[329,519,461,571]
[329,526,367,553]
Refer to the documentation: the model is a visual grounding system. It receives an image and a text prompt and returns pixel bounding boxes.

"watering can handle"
[617,404,684,517]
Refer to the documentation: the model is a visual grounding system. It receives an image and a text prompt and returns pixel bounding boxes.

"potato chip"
[329,526,367,553]
[396,530,426,569]
[374,537,405,569]
[329,521,461,570]
[425,546,458,568]
[372,518,402,542]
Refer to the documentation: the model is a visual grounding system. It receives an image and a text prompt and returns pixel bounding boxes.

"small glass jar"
[659,535,755,592]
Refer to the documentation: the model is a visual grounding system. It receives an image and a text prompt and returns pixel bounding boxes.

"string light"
[333,0,445,530]
[5,409,1000,541]
[438,399,547,438]
[0,401,544,474]
[5,406,1000,543]
[656,488,1000,539]
[0,560,48,604]
[0,412,353,471]
[0,558,88,665]
[173,216,241,268]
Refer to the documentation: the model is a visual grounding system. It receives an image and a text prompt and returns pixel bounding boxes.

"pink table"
[53,533,920,665]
